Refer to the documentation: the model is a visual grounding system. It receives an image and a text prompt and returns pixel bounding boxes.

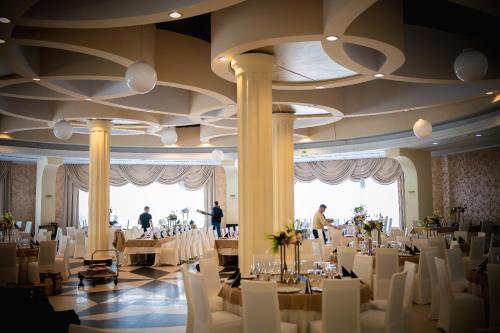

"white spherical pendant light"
[454,49,488,82]
[160,127,178,145]
[53,120,73,140]
[211,149,224,162]
[413,118,432,139]
[125,60,157,94]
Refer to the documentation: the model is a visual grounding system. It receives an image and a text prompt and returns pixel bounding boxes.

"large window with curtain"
[294,178,400,227]
[78,182,205,228]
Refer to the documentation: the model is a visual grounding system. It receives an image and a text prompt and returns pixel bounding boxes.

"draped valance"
[295,158,406,230]
[62,164,216,227]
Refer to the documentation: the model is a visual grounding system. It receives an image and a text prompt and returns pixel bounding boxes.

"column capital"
[231,53,275,75]
[88,119,112,131]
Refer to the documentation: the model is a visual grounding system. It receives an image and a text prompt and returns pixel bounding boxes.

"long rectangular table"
[122,237,174,266]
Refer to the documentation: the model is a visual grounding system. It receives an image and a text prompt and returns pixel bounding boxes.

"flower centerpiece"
[181,208,189,221]
[352,205,367,235]
[1,212,15,241]
[423,211,442,237]
[167,212,177,221]
[449,206,466,227]
[267,222,304,281]
[361,216,384,255]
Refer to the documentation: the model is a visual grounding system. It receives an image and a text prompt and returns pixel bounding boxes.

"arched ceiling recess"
[0,0,498,154]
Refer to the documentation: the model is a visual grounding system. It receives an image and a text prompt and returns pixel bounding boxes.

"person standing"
[211,201,224,237]
[313,204,331,243]
[138,206,153,232]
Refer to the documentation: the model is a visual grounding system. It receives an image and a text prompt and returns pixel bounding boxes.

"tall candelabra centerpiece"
[267,222,304,282]
[1,212,15,242]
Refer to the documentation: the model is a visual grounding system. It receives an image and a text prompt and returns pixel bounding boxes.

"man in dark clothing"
[211,201,223,237]
[138,206,152,232]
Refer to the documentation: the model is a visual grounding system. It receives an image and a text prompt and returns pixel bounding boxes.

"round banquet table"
[218,281,371,333]
[122,237,174,266]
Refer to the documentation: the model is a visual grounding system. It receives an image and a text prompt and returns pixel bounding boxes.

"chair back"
[322,278,361,333]
[487,264,500,327]
[338,246,357,272]
[411,238,429,251]
[57,235,68,257]
[402,261,417,308]
[385,271,408,326]
[189,272,213,333]
[428,237,446,259]
[38,240,57,266]
[453,231,469,244]
[0,243,17,268]
[434,258,452,306]
[45,230,52,241]
[375,248,398,280]
[352,254,373,288]
[24,221,32,234]
[75,230,85,245]
[199,256,221,297]
[301,239,314,256]
[418,247,436,281]
[446,248,466,281]
[391,228,404,238]
[66,227,76,239]
[425,249,439,291]
[15,221,23,229]
[489,247,500,264]
[328,226,342,249]
[182,264,194,333]
[470,236,486,267]
[241,280,281,333]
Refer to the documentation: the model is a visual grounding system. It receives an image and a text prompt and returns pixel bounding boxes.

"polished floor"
[49,259,440,333]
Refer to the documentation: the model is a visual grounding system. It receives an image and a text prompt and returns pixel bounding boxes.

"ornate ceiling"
[0,0,499,160]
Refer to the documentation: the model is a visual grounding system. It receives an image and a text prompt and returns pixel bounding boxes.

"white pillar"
[87,120,111,260]
[35,157,63,231]
[232,53,275,275]
[272,112,295,232]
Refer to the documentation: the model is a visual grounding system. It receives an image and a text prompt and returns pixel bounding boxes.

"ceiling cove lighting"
[485,91,494,95]
[315,86,325,89]
[475,133,482,137]
[432,142,438,145]
[32,78,40,81]
[374,73,384,78]
[218,56,229,61]
[85,97,92,101]
[169,11,182,19]
[325,35,338,41]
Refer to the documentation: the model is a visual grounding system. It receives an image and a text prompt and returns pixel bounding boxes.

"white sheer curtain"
[294,158,406,230]
[62,164,216,227]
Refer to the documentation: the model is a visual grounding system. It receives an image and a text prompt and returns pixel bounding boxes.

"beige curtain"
[0,161,11,215]
[62,164,216,227]
[294,158,406,230]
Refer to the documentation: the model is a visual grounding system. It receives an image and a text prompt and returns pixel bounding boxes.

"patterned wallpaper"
[432,147,500,225]
[10,163,37,222]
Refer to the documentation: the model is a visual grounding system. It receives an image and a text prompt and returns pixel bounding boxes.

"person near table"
[138,206,153,232]
[211,201,224,237]
[313,204,332,243]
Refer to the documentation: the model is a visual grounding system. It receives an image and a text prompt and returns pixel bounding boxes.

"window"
[79,182,205,228]
[294,178,400,228]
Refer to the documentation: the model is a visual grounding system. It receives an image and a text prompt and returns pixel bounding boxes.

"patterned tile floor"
[49,260,439,333]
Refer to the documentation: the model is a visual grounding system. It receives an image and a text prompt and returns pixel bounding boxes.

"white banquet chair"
[310,278,360,333]
[73,230,86,259]
[0,243,18,286]
[55,236,70,279]
[337,246,357,272]
[352,254,373,288]
[28,240,58,284]
[488,264,500,328]
[24,221,32,234]
[317,230,333,260]
[36,229,47,243]
[429,237,447,259]
[199,256,223,311]
[445,248,468,292]
[182,264,195,333]
[435,257,485,333]
[373,248,398,300]
[414,247,436,304]
[468,236,486,268]
[189,271,242,333]
[15,221,23,229]
[426,249,440,320]
[241,280,297,333]
[411,238,429,251]
[360,271,407,333]
[327,226,342,250]
[159,233,180,266]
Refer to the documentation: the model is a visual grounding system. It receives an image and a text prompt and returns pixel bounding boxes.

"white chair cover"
[445,248,468,292]
[414,246,436,304]
[425,248,440,320]
[338,246,357,272]
[488,264,500,327]
[73,230,86,259]
[28,240,57,284]
[373,248,398,300]
[182,264,194,333]
[469,236,486,268]
[24,221,32,234]
[0,243,18,286]
[352,254,373,288]
[429,237,446,259]
[199,256,223,311]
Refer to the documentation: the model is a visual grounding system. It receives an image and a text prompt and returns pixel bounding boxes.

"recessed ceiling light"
[485,91,494,95]
[315,86,325,89]
[325,35,338,41]
[218,56,229,61]
[228,104,236,107]
[432,142,438,145]
[335,116,343,119]
[91,117,97,120]
[32,78,40,81]
[0,39,5,44]
[85,97,92,101]
[475,133,482,137]
[0,18,11,24]
[169,11,182,19]
[374,73,384,78]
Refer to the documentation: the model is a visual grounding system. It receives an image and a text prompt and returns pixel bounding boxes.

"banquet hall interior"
[0,0,499,332]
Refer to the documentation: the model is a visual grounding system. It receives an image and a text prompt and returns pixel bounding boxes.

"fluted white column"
[272,112,295,232]
[87,120,111,260]
[232,53,275,275]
